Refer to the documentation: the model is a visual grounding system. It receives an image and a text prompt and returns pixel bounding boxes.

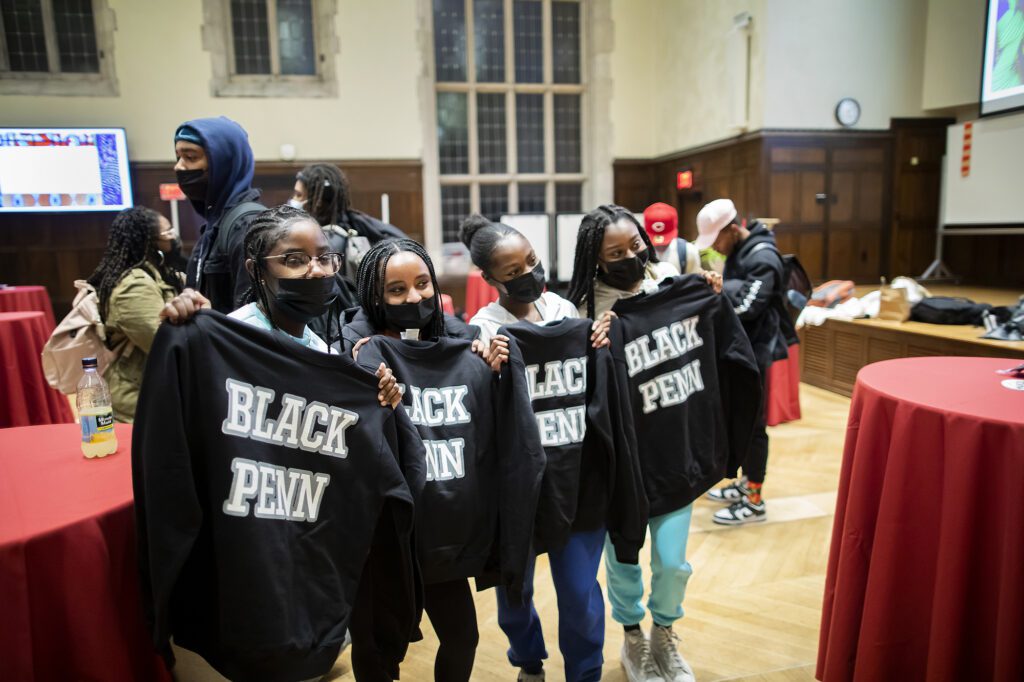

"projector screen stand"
[920,256,957,283]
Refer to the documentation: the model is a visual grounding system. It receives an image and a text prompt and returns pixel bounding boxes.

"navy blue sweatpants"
[495,528,606,682]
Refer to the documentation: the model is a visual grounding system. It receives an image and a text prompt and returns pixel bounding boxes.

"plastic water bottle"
[77,357,118,458]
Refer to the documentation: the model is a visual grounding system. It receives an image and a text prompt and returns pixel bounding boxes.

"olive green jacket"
[105,263,180,422]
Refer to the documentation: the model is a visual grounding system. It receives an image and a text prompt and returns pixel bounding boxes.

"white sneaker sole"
[712,512,767,526]
[705,491,742,505]
[621,643,662,682]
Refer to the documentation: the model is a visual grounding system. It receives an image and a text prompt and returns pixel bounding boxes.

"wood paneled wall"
[615,130,893,284]
[0,160,423,316]
[613,121,1024,288]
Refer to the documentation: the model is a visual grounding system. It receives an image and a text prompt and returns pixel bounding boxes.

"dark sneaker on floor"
[517,669,545,681]
[712,498,767,525]
[705,478,750,504]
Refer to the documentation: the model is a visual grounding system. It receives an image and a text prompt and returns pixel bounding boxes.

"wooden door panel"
[770,172,796,222]
[797,230,826,281]
[858,171,884,224]
[799,171,825,223]
[828,227,881,281]
[830,171,855,224]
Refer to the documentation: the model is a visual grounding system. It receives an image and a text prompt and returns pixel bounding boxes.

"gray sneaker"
[517,670,545,681]
[621,628,664,682]
[650,625,695,682]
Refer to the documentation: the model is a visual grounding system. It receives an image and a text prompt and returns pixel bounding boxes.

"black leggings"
[424,579,479,682]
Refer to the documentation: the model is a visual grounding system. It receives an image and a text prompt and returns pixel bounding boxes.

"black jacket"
[187,189,264,314]
[180,117,265,313]
[610,275,762,516]
[499,318,647,563]
[356,336,545,603]
[132,312,424,681]
[722,222,792,368]
[338,306,479,356]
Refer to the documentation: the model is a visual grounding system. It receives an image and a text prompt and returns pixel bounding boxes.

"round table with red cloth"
[465,270,498,320]
[0,311,75,427]
[817,357,1024,682]
[0,285,57,332]
[0,424,170,681]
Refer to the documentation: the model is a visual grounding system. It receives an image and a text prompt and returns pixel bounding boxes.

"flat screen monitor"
[980,0,1024,117]
[0,127,133,212]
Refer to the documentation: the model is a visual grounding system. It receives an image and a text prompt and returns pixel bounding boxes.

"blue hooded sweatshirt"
[177,116,264,312]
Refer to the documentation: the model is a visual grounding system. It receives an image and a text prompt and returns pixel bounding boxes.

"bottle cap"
[82,357,98,369]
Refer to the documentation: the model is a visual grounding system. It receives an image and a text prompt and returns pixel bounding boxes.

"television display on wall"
[980,0,1024,116]
[0,127,133,213]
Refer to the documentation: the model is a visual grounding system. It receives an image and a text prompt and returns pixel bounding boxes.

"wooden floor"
[325,384,851,682]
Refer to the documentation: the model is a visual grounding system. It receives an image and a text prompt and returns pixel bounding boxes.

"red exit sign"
[159,183,186,201]
[676,170,693,190]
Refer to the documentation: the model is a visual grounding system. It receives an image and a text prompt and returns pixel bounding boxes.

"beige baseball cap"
[695,199,738,250]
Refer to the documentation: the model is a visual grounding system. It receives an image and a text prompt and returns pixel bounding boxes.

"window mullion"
[465,0,479,212]
[542,0,555,211]
[40,0,61,73]
[578,0,588,201]
[504,0,517,211]
[267,0,281,76]
[225,0,239,76]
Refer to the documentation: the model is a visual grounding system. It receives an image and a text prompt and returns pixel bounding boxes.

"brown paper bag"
[878,279,911,322]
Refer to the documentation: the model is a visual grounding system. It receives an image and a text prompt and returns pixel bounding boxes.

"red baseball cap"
[643,202,678,246]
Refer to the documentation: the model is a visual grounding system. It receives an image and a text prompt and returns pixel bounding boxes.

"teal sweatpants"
[604,503,694,627]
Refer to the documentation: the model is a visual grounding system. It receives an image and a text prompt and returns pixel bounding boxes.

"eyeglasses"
[262,252,342,275]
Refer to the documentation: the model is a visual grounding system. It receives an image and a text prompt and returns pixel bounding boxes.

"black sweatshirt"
[356,336,545,603]
[722,222,795,368]
[610,275,762,516]
[499,318,647,563]
[132,311,425,682]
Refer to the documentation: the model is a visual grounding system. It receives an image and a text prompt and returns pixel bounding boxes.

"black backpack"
[751,242,812,322]
[911,297,992,326]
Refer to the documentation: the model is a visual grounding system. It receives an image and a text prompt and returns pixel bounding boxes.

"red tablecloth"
[0,424,170,681]
[0,311,75,427]
[465,270,499,319]
[817,357,1024,682]
[0,285,57,332]
[766,343,801,426]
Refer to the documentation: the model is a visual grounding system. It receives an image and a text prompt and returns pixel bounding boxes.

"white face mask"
[287,198,305,210]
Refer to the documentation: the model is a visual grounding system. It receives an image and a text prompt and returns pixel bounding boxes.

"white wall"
[644,0,764,157]
[610,0,931,158]
[922,0,985,111]
[761,0,928,130]
[0,0,424,161]
[609,0,656,159]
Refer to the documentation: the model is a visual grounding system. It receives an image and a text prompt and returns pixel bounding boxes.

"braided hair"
[458,213,520,276]
[566,204,659,320]
[356,238,446,339]
[239,204,342,342]
[296,163,351,227]
[87,206,183,320]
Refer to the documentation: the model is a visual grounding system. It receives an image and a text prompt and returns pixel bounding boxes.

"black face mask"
[598,249,649,290]
[499,263,546,304]
[176,168,209,203]
[165,237,183,258]
[162,238,188,271]
[385,298,436,332]
[270,276,340,323]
